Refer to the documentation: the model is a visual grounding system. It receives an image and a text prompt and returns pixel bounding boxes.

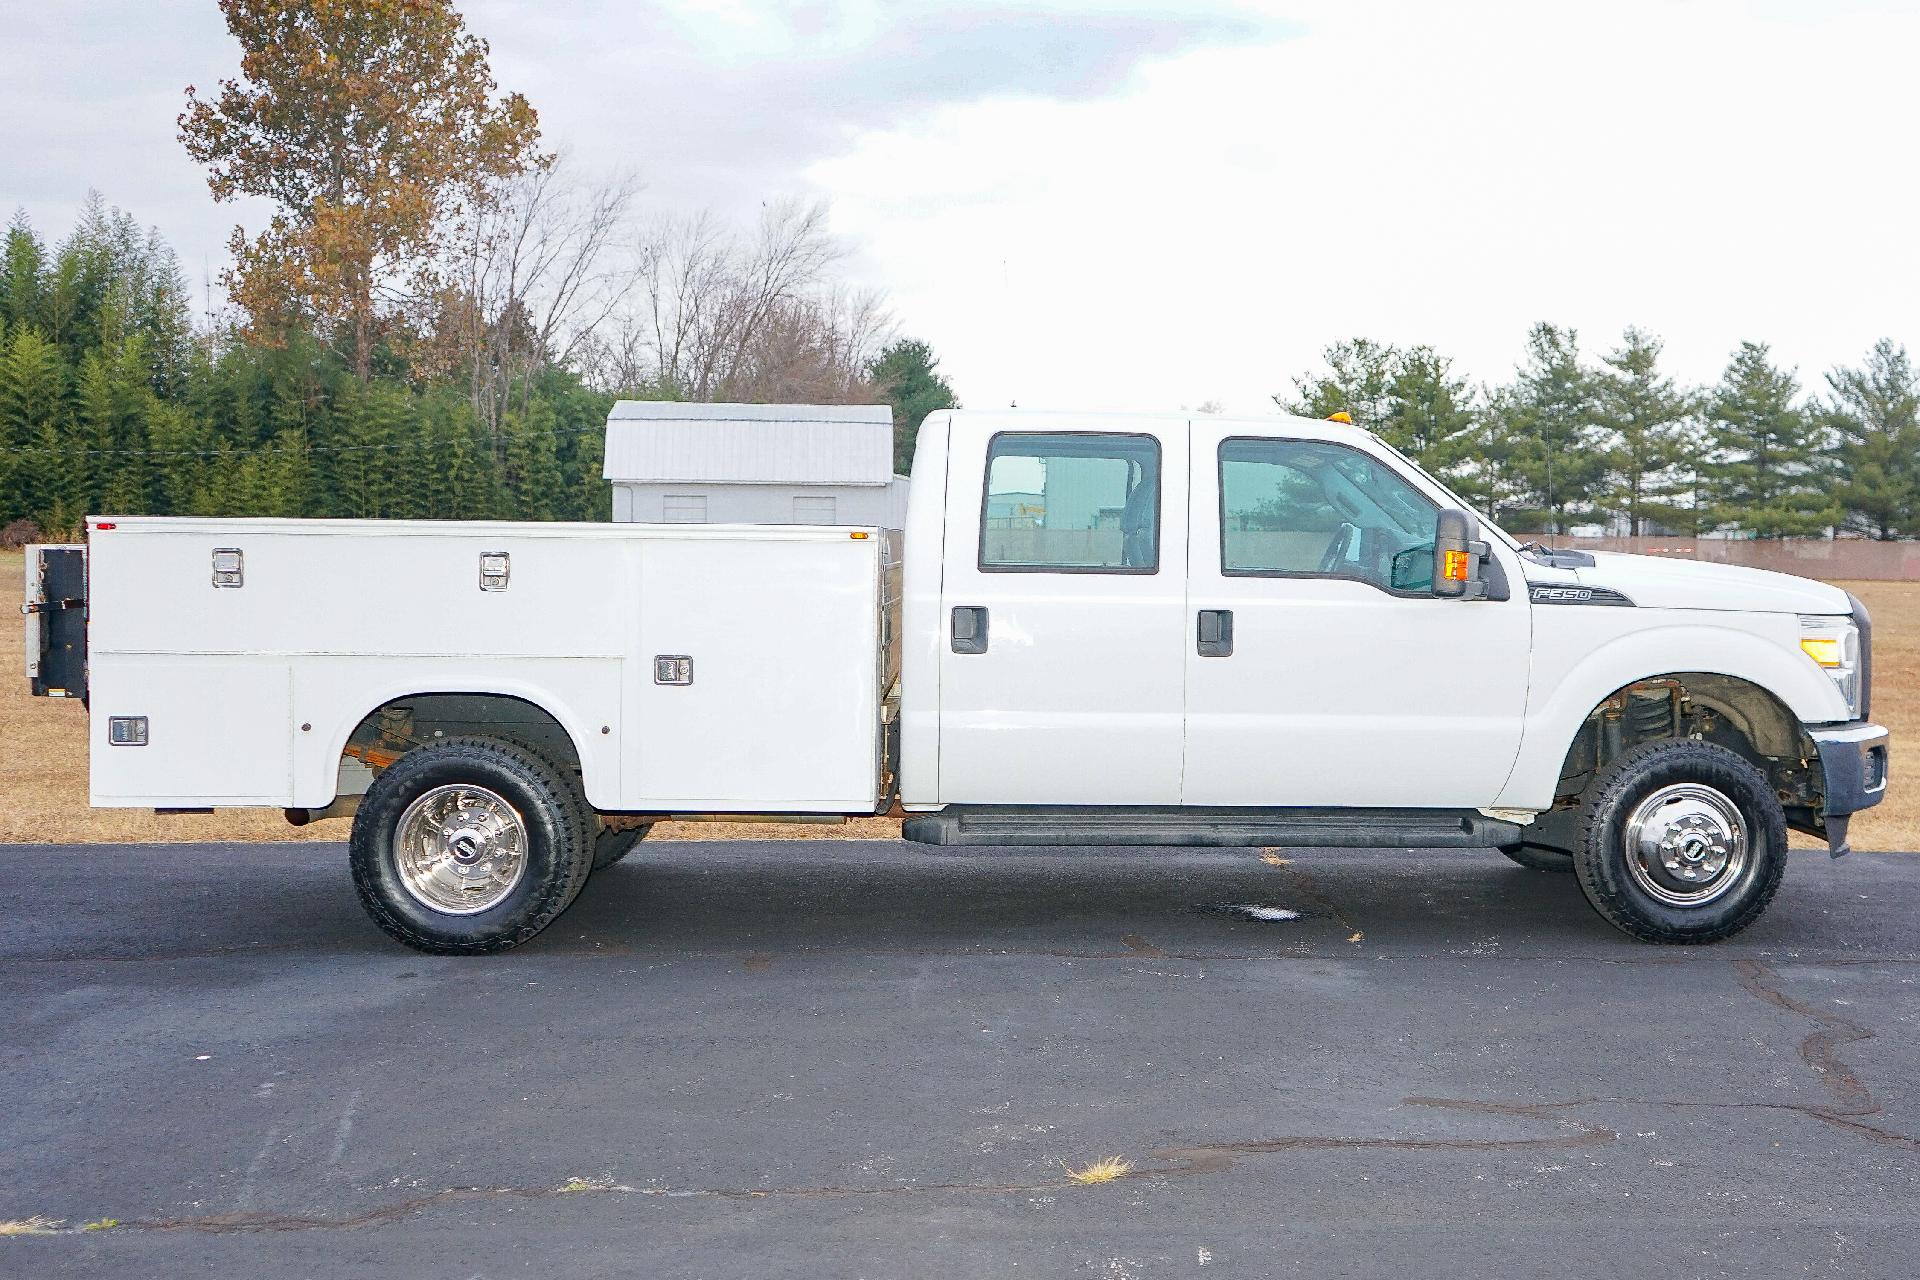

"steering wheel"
[1318,522,1360,574]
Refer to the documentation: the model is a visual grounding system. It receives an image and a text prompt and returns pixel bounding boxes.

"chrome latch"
[653,655,693,685]
[479,551,510,591]
[211,547,243,587]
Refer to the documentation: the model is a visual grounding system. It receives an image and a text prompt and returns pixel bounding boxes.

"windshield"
[1367,436,1521,551]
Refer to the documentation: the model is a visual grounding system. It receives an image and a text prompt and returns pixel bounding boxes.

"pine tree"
[1496,323,1607,534]
[0,327,66,523]
[499,396,562,519]
[1702,343,1836,538]
[1280,338,1398,433]
[1824,339,1920,539]
[1,212,48,335]
[868,338,958,473]
[1382,345,1484,501]
[1595,328,1696,534]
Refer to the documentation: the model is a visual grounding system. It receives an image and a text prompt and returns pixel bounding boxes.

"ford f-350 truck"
[24,409,1890,953]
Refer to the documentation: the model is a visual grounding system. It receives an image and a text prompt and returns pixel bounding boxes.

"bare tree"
[431,152,644,433]
[615,199,893,403]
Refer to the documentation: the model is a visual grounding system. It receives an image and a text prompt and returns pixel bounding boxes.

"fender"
[298,668,617,811]
[1494,618,1848,810]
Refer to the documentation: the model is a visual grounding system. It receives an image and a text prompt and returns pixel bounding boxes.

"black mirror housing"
[1432,509,1490,600]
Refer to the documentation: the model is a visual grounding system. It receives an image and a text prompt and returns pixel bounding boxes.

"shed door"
[662,495,707,524]
[793,495,838,523]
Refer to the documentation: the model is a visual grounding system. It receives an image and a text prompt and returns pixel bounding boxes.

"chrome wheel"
[1622,783,1749,908]
[394,784,529,915]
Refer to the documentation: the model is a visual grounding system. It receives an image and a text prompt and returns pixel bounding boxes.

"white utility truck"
[25,410,1890,953]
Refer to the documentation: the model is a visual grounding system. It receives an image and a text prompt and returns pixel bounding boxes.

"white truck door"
[936,416,1190,805]
[1181,424,1532,807]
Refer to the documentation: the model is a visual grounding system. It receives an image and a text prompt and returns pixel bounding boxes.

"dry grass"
[1063,1156,1133,1185]
[0,1217,63,1236]
[3,550,1913,849]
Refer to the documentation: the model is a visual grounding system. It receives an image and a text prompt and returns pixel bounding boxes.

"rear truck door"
[1181,422,1532,807]
[24,544,87,700]
[935,415,1190,805]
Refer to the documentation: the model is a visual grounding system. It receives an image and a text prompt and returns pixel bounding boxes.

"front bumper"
[1809,720,1891,856]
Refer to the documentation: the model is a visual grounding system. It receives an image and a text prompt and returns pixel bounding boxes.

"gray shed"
[602,401,908,528]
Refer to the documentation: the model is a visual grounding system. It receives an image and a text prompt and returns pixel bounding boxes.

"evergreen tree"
[1,212,48,335]
[1594,327,1696,534]
[868,338,957,473]
[1382,345,1483,499]
[1823,339,1920,539]
[0,327,65,523]
[499,396,563,519]
[1702,342,1836,537]
[1280,337,1398,433]
[1496,323,1607,534]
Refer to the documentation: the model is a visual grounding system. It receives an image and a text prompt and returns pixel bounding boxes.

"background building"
[602,402,909,528]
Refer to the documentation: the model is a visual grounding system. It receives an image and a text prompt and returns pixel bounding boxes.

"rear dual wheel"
[350,737,595,955]
[593,821,654,870]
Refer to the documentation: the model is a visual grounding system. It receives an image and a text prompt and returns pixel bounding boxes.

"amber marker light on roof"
[849,531,870,540]
[1326,411,1353,424]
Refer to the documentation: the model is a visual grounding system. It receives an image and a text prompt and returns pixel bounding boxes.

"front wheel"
[1574,739,1786,944]
[350,737,594,954]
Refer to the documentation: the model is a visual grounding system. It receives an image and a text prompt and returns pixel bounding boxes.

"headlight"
[1799,616,1862,718]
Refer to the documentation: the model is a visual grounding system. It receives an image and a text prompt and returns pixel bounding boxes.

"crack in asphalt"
[34,1097,1614,1237]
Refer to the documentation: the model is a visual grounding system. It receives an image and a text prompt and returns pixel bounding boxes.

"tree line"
[1280,324,1919,539]
[9,0,1905,543]
[0,0,958,541]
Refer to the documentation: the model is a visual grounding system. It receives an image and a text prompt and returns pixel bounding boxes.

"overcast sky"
[5,0,1917,413]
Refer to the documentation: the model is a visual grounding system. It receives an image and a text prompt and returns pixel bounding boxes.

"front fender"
[1494,615,1848,810]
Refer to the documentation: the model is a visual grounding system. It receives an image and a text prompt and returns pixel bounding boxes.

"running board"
[901,806,1524,849]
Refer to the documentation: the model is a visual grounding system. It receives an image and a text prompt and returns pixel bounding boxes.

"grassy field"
[4,550,1913,849]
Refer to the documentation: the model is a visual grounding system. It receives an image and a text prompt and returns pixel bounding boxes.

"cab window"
[1219,438,1437,592]
[980,432,1159,572]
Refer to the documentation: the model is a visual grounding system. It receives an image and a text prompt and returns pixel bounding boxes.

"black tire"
[1573,739,1786,944]
[1499,844,1575,873]
[350,736,594,955]
[592,822,654,871]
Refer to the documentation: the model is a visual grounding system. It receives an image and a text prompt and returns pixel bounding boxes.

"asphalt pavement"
[5,839,1919,1278]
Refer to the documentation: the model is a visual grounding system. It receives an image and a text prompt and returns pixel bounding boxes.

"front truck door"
[1181,425,1532,808]
[936,416,1190,805]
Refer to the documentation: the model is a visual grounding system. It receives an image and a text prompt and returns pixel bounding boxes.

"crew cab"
[24,409,1890,953]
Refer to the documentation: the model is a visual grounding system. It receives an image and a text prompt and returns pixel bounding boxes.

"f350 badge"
[1530,584,1634,606]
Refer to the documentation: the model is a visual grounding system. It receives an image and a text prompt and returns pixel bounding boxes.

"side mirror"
[1389,545,1433,592]
[1432,509,1491,600]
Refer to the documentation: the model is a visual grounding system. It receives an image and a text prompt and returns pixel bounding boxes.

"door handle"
[951,605,989,654]
[1197,608,1233,658]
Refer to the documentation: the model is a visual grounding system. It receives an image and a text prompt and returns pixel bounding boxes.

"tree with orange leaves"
[179,0,548,380]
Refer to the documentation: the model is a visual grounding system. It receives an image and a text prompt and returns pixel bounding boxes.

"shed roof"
[603,401,895,486]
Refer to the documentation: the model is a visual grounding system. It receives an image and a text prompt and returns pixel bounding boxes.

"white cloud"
[812,0,1920,410]
[3,0,1914,412]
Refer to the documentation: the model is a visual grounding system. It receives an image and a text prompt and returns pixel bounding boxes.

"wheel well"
[339,694,583,794]
[1554,673,1821,819]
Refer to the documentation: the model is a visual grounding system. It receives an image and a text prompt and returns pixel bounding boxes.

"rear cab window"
[980,432,1160,573]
